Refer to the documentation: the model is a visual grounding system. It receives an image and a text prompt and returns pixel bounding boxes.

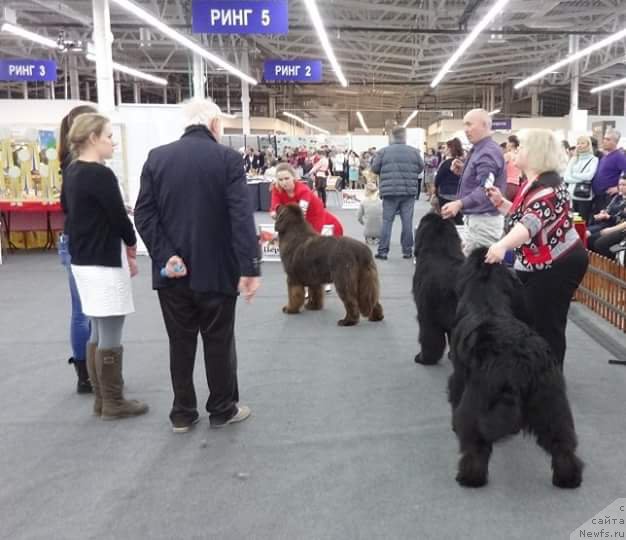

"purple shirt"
[593,149,626,194]
[457,137,507,215]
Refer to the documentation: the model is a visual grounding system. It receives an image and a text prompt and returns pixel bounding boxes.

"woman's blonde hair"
[273,162,298,191]
[517,128,567,175]
[575,135,592,154]
[68,113,110,157]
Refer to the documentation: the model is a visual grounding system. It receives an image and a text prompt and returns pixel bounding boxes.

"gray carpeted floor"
[1,199,625,540]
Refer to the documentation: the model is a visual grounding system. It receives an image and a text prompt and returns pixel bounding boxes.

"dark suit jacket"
[134,125,260,295]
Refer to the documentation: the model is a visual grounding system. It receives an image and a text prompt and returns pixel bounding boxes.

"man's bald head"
[463,108,492,144]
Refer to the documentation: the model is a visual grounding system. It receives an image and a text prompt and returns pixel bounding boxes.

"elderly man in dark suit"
[134,98,261,433]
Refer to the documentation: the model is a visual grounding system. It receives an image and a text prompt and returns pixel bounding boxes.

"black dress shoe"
[374,254,388,260]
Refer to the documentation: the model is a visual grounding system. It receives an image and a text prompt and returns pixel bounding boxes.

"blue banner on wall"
[0,59,57,82]
[264,60,323,82]
[492,118,512,130]
[192,0,288,34]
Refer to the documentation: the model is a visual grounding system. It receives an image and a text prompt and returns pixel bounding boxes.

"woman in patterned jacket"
[484,129,589,369]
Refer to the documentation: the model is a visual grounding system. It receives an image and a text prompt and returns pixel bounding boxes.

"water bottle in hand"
[160,263,185,278]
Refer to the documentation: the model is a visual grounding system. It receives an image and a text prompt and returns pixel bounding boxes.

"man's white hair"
[465,108,492,130]
[182,97,222,128]
[606,128,622,143]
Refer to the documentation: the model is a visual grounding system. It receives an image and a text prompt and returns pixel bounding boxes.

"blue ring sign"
[192,0,288,34]
[0,59,57,82]
[264,60,323,82]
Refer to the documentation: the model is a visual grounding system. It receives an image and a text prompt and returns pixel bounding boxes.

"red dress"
[271,181,344,236]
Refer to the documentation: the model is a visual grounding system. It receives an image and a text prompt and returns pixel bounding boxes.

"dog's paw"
[456,454,489,488]
[414,352,439,365]
[282,306,300,314]
[552,453,583,489]
[337,318,358,327]
[456,470,488,488]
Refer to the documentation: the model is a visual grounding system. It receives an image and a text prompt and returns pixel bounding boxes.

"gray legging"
[89,316,125,349]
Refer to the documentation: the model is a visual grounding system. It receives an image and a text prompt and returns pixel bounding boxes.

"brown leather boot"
[85,343,101,416]
[96,347,148,420]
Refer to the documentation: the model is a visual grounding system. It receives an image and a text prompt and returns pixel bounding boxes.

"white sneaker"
[210,405,251,429]
[325,285,332,293]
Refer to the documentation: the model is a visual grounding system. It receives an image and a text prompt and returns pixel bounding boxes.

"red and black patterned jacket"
[508,171,581,271]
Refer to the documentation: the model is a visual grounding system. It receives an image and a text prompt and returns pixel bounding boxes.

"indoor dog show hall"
[1,1,626,539]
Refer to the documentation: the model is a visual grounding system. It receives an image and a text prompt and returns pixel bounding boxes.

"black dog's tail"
[478,387,523,443]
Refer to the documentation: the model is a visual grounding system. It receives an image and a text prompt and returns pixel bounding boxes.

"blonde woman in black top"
[62,113,148,419]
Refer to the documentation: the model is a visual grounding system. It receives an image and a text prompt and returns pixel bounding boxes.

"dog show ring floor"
[1,200,625,540]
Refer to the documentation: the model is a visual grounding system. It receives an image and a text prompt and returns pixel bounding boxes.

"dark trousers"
[157,287,239,424]
[588,229,626,259]
[317,187,327,207]
[517,243,589,367]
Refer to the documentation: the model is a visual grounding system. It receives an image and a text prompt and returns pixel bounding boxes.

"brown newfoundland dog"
[274,204,384,326]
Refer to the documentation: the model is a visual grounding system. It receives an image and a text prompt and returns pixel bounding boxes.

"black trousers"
[517,243,589,367]
[157,287,239,424]
[588,229,626,259]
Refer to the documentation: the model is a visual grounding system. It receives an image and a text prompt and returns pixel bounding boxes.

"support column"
[624,89,626,116]
[502,80,513,115]
[192,53,204,98]
[568,35,580,136]
[133,82,141,104]
[163,86,168,104]
[115,76,122,105]
[176,85,182,103]
[92,0,115,113]
[69,54,80,100]
[597,92,602,115]
[85,81,91,101]
[241,52,250,135]
[531,87,539,116]
[610,88,615,116]
[23,82,28,100]
[269,95,276,118]
[47,82,56,100]
[226,75,231,113]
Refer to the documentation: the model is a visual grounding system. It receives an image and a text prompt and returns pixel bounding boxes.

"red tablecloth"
[0,201,62,213]
[0,201,63,249]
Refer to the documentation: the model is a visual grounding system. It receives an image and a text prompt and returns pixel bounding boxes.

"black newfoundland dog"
[412,213,464,365]
[274,204,384,326]
[448,248,583,489]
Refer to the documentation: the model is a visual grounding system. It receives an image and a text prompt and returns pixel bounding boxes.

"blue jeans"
[378,196,415,256]
[58,234,91,362]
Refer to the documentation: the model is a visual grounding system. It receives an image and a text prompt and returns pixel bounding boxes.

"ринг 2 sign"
[264,60,323,82]
[192,0,288,34]
[0,59,57,82]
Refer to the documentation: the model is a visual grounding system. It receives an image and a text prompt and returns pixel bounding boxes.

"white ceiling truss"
[1,0,626,130]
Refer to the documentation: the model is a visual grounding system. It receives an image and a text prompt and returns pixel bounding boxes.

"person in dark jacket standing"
[370,126,424,260]
[134,98,261,434]
[434,138,464,225]
[58,104,97,394]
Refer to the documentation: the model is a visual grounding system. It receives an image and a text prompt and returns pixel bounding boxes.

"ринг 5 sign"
[0,59,57,82]
[192,0,288,34]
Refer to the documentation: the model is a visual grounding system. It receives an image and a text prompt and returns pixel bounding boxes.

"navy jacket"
[370,142,424,198]
[134,125,260,295]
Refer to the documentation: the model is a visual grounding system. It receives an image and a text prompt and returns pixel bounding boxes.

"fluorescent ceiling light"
[515,28,626,89]
[591,78,626,94]
[431,0,510,88]
[1,22,58,49]
[302,0,348,87]
[283,112,330,135]
[109,0,257,85]
[402,110,418,128]
[86,53,167,86]
[356,111,369,133]
[488,108,501,115]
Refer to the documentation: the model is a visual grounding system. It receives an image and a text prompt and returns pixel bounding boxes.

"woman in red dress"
[270,163,344,236]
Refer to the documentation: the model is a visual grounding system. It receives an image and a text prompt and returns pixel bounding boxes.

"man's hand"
[441,200,463,220]
[451,158,464,176]
[595,210,610,221]
[239,276,260,303]
[164,255,187,279]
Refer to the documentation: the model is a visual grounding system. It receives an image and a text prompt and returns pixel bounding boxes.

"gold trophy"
[8,165,22,206]
[38,163,52,204]
[45,148,61,199]
[17,147,33,197]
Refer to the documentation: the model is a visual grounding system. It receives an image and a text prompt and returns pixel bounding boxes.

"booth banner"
[492,118,512,130]
[192,0,288,34]
[259,224,280,262]
[341,189,365,210]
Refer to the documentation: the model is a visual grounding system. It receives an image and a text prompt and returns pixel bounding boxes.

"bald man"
[441,109,506,254]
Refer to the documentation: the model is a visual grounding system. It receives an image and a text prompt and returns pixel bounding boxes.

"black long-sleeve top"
[61,160,136,267]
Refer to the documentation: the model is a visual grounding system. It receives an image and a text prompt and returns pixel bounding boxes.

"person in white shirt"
[563,135,599,223]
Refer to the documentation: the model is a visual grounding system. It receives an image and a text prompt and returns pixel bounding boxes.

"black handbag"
[572,158,594,200]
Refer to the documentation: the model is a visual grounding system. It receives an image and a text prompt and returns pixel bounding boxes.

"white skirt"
[71,243,135,317]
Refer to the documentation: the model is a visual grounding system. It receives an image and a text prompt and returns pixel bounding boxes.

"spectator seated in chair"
[587,177,626,259]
